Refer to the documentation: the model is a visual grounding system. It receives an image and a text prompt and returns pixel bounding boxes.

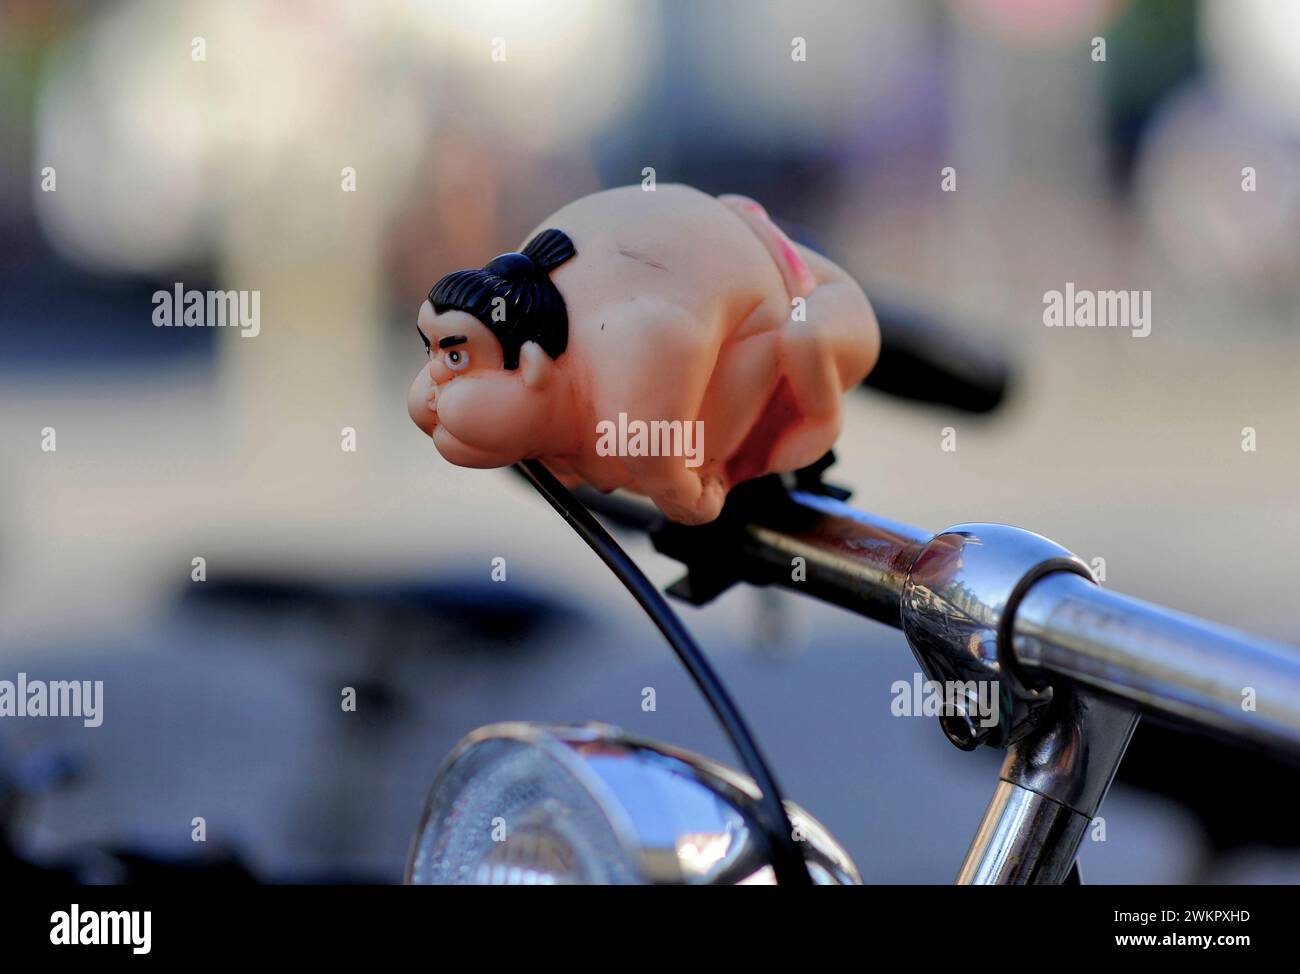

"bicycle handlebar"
[1012,572,1300,754]
[579,480,1300,758]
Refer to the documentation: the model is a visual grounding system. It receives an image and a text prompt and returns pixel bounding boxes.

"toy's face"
[408,301,554,469]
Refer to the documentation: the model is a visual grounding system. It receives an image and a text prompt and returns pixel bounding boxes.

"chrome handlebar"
[1011,573,1300,754]
[575,474,1300,882]
[644,484,1300,758]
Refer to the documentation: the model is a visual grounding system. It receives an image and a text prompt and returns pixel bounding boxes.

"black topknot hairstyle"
[427,228,577,370]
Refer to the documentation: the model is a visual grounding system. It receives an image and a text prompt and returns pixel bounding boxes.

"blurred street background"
[1,0,1298,883]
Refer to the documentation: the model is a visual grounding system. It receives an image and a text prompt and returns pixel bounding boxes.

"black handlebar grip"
[769,216,1014,415]
[863,297,1013,414]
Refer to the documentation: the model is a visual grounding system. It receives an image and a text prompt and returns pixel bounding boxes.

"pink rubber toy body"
[408,184,879,524]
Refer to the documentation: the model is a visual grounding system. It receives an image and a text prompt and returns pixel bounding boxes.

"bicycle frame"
[602,474,1300,884]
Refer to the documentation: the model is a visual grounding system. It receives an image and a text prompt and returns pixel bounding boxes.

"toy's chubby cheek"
[431,424,514,469]
[408,368,545,469]
[407,366,439,436]
[436,378,535,459]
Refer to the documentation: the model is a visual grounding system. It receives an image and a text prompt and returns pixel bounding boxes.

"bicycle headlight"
[406,722,860,885]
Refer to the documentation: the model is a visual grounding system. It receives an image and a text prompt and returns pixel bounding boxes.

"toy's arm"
[603,298,727,524]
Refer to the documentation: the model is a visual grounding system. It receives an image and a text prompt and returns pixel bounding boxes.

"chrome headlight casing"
[406,721,860,885]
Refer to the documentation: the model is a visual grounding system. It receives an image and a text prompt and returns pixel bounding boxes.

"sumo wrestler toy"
[407,184,879,524]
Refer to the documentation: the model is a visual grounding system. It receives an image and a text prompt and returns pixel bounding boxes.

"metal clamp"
[900,523,1093,749]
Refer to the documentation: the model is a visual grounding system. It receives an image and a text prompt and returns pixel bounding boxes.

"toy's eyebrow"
[438,335,468,349]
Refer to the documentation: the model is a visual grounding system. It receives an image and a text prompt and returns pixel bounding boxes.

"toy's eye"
[418,328,431,355]
[445,348,470,371]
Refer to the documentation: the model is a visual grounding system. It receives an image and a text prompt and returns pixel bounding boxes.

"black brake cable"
[516,459,813,886]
